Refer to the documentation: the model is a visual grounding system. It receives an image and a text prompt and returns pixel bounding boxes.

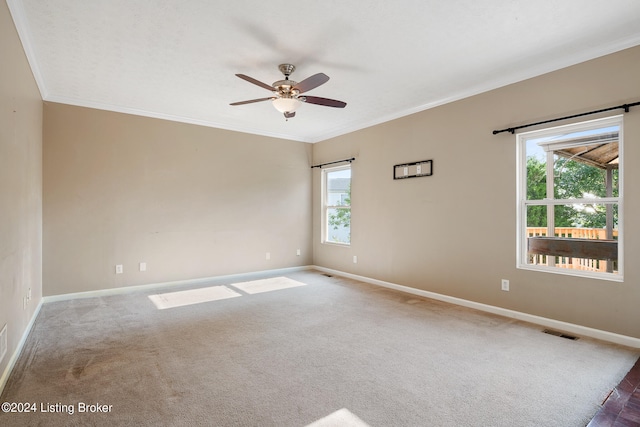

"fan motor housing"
[272,80,299,96]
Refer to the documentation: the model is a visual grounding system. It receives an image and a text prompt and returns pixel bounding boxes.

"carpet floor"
[1,270,638,426]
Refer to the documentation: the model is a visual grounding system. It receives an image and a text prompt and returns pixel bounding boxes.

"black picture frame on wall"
[393,159,433,180]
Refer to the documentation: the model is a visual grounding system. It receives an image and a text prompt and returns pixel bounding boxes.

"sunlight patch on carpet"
[148,286,241,310]
[231,276,306,295]
[305,408,370,427]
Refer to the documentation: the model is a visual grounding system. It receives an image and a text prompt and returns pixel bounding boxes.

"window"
[516,115,622,280]
[322,165,351,245]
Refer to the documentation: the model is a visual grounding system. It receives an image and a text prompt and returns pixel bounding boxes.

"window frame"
[516,115,623,281]
[321,164,351,246]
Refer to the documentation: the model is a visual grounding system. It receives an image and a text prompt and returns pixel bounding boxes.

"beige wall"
[312,46,640,338]
[43,104,312,295]
[0,2,43,378]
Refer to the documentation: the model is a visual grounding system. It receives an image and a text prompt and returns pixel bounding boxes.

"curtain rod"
[311,157,355,169]
[493,101,640,135]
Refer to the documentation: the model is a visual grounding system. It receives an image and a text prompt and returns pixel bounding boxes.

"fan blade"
[284,111,296,119]
[301,96,346,108]
[293,73,329,94]
[230,97,273,106]
[235,74,274,91]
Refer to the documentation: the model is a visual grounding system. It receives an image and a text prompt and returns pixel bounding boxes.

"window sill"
[517,264,623,282]
[321,241,351,248]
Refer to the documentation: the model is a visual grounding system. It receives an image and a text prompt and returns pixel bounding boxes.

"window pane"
[327,207,350,244]
[526,205,547,230]
[553,143,618,199]
[526,124,619,201]
[326,169,351,206]
[525,203,618,274]
[525,140,547,201]
[554,203,617,233]
[525,205,548,266]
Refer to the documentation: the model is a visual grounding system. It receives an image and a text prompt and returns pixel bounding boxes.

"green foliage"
[526,154,618,229]
[526,157,547,227]
[328,184,351,243]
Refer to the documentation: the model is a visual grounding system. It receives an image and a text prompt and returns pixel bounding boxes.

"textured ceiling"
[8,0,640,143]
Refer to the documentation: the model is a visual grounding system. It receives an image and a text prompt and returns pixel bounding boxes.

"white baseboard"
[0,299,44,396]
[312,266,640,349]
[43,265,314,303]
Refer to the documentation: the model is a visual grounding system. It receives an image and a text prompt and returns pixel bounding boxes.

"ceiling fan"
[230,64,347,119]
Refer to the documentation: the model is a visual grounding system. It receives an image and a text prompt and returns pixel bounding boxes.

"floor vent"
[543,329,579,340]
[0,324,7,364]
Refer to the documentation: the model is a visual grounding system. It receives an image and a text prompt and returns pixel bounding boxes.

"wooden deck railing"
[526,227,618,240]
[526,227,618,273]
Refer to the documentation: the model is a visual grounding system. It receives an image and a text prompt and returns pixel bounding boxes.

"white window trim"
[321,164,351,246]
[516,115,624,282]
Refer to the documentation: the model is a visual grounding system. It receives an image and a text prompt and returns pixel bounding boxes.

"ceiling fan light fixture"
[231,64,346,117]
[272,97,301,113]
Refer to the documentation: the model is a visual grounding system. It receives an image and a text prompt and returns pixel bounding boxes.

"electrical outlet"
[28,288,32,301]
[353,255,358,264]
[296,249,301,256]
[115,264,124,274]
[23,296,27,310]
[266,252,270,260]
[501,279,510,291]
[139,262,147,272]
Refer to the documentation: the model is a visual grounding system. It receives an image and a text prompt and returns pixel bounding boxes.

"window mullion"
[546,150,555,266]
[606,166,614,241]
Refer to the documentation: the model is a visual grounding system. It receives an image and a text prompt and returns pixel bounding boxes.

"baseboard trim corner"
[0,298,44,396]
[311,266,640,349]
